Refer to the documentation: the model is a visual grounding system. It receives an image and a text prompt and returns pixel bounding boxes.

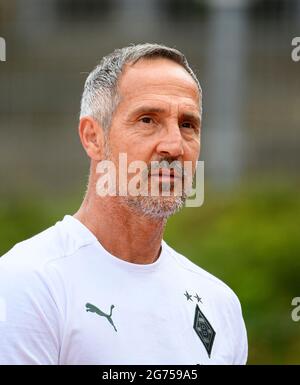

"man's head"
[78,43,202,219]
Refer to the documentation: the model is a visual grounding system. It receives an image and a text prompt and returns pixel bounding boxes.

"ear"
[78,117,105,161]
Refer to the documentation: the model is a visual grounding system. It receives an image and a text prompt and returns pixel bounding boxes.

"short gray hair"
[80,43,202,132]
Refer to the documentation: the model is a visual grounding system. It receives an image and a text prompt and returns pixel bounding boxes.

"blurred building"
[0,0,299,195]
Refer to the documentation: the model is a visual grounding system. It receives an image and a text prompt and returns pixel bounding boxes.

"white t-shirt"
[0,215,247,365]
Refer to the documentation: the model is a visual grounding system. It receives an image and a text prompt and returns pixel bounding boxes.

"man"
[0,43,247,364]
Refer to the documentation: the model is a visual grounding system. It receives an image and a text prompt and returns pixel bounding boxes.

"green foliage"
[0,182,299,364]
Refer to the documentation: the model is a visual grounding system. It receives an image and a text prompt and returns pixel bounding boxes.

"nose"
[156,125,184,159]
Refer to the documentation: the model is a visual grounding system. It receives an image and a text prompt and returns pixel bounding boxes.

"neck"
[73,188,166,265]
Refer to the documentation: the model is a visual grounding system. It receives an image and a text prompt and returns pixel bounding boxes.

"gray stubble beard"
[103,140,187,220]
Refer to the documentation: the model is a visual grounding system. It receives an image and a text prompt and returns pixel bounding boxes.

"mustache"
[142,157,186,179]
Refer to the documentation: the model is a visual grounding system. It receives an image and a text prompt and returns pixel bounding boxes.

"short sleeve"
[0,249,61,365]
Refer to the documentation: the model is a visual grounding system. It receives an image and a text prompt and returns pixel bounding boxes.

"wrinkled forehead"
[118,57,201,107]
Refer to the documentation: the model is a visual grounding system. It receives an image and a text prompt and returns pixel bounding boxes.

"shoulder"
[0,215,94,319]
[1,224,61,270]
[0,223,62,304]
[163,241,242,309]
[0,215,94,274]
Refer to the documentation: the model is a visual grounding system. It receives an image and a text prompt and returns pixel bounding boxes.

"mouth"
[149,168,181,181]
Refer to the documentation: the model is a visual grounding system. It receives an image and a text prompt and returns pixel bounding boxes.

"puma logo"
[85,303,117,332]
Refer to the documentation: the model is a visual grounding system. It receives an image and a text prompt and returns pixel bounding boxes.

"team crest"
[193,304,216,358]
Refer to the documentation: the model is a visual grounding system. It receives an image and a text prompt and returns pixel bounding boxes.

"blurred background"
[0,0,299,364]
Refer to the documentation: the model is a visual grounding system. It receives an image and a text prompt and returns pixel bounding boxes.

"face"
[106,57,201,219]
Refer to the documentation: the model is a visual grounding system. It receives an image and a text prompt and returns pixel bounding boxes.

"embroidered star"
[184,291,193,301]
[194,293,202,303]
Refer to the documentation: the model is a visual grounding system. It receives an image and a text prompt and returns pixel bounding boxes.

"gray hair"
[80,43,202,132]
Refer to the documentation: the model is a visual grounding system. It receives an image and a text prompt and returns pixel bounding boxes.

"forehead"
[117,58,200,109]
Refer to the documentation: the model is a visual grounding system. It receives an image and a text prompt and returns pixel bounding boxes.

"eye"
[181,122,193,129]
[140,116,153,124]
